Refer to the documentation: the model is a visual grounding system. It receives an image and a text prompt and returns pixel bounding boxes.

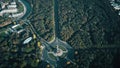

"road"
[48,0,59,43]
[53,0,59,38]
[26,20,49,44]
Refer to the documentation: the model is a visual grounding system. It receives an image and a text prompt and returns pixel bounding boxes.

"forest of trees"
[0,25,43,68]
[57,0,120,48]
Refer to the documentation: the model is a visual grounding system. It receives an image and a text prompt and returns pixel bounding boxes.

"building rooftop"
[23,37,32,44]
[0,1,17,16]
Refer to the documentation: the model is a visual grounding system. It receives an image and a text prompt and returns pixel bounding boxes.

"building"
[0,1,18,16]
[12,24,20,29]
[7,5,17,9]
[11,2,16,5]
[23,37,32,44]
[110,0,120,15]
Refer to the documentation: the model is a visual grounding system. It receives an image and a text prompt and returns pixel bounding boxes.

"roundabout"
[41,38,75,67]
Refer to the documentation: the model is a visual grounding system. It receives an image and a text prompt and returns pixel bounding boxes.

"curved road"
[19,0,31,19]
